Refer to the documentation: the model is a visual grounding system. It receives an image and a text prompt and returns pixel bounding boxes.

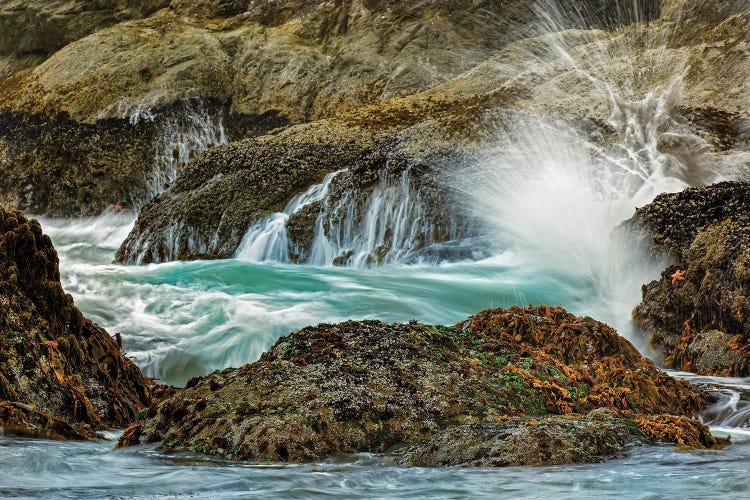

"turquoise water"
[0,212,741,498]
[42,213,604,387]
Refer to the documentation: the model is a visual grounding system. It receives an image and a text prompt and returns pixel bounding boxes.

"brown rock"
[0,209,152,439]
[626,181,750,376]
[120,305,713,464]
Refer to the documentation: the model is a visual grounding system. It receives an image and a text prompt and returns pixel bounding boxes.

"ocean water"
[0,208,743,499]
[3,1,749,493]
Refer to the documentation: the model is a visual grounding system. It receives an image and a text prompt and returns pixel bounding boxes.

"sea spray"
[456,79,724,342]
[128,100,228,209]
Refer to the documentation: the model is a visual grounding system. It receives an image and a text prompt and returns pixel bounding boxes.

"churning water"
[4,1,750,496]
[7,208,750,499]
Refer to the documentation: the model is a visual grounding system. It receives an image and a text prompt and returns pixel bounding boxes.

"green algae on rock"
[0,209,152,439]
[119,305,717,465]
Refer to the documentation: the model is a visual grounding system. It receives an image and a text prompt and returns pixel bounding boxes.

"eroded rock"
[0,209,152,438]
[119,305,716,465]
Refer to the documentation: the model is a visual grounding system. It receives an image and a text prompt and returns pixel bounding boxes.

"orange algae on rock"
[0,209,152,439]
[120,305,715,464]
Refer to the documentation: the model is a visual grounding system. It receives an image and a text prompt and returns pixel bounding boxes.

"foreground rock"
[0,209,152,438]
[627,181,750,376]
[396,412,720,467]
[119,305,721,465]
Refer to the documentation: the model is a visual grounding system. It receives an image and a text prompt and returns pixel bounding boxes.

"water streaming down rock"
[312,166,468,266]
[135,100,228,208]
[235,170,342,262]
[236,162,473,266]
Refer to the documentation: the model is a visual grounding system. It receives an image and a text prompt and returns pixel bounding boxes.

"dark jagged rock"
[626,181,750,376]
[114,130,374,263]
[0,209,152,438]
[119,305,717,465]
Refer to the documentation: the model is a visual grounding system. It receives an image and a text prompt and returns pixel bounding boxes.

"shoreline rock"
[0,209,152,439]
[626,181,750,376]
[395,411,724,467]
[119,305,720,466]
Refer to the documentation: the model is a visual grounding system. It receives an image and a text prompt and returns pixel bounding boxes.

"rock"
[119,305,716,464]
[0,401,97,440]
[0,1,168,77]
[633,414,726,449]
[626,181,750,376]
[0,0,684,218]
[396,411,726,467]
[0,209,152,439]
[396,414,638,467]
[114,124,375,262]
[0,0,549,216]
[115,0,749,263]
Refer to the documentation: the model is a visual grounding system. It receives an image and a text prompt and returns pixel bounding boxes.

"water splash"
[311,166,466,266]
[235,171,342,262]
[139,101,228,209]
[458,78,724,338]
[236,165,471,266]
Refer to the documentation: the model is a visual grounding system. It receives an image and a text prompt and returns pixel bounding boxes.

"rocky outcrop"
[114,122,476,263]
[0,0,541,215]
[0,0,679,218]
[0,209,152,438]
[0,1,168,78]
[114,0,750,264]
[626,182,750,376]
[119,305,718,465]
[114,123,375,262]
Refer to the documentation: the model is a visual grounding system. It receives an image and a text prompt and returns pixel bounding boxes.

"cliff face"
[115,0,749,264]
[0,1,169,78]
[0,1,746,243]
[0,0,671,217]
[0,209,152,439]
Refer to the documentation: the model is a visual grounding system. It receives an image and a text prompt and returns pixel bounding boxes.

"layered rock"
[0,0,542,215]
[115,0,750,264]
[627,182,750,376]
[119,305,719,465]
[0,209,152,438]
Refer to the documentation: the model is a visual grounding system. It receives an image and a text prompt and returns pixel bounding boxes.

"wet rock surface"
[0,209,152,438]
[627,181,750,376]
[113,0,749,264]
[120,305,718,465]
[114,127,374,262]
[1,0,743,224]
[396,411,723,467]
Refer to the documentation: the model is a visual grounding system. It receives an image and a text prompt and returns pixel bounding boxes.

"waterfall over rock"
[235,159,476,266]
[139,100,228,207]
[235,170,342,263]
